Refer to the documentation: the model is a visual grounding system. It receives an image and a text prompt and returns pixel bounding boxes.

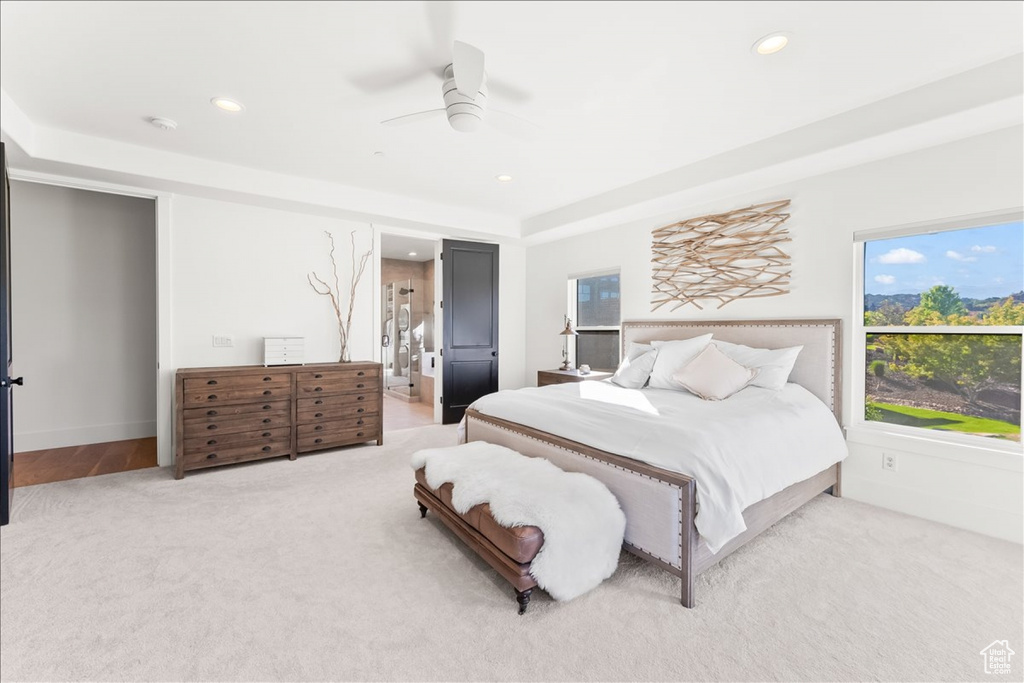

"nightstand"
[537,369,614,387]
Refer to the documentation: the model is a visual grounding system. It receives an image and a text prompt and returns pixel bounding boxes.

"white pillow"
[624,342,654,362]
[610,349,657,389]
[647,334,714,390]
[714,340,803,391]
[672,343,758,401]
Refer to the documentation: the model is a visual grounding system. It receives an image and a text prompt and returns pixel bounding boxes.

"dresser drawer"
[296,378,378,396]
[182,399,290,423]
[184,426,291,453]
[297,428,376,453]
[297,416,379,437]
[296,367,379,382]
[296,392,376,411]
[184,373,291,392]
[297,402,377,422]
[184,382,292,406]
[183,412,291,438]
[184,439,292,468]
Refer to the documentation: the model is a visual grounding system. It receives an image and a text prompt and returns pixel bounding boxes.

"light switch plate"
[212,334,234,348]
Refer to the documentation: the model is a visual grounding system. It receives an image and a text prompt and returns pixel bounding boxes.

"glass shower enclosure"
[381,279,424,401]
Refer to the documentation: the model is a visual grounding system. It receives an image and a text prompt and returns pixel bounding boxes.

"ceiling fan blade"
[488,109,541,140]
[380,109,446,127]
[452,40,485,96]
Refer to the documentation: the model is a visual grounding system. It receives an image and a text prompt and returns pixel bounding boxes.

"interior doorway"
[379,233,438,432]
[9,181,158,487]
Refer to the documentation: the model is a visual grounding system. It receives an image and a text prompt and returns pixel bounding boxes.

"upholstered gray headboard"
[621,319,842,424]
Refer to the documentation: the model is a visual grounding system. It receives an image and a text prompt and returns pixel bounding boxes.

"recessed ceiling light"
[495,174,513,182]
[408,251,417,257]
[372,151,385,158]
[753,32,790,55]
[148,117,177,130]
[211,97,245,113]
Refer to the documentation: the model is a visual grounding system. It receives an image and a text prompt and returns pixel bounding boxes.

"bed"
[463,318,844,607]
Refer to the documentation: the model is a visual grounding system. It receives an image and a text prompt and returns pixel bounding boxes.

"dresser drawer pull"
[357,432,364,437]
[207,439,217,445]
[314,425,324,431]
[314,387,323,392]
[314,438,323,444]
[262,418,272,424]
[263,390,272,395]
[207,410,217,416]
[357,408,365,413]
[262,405,272,410]
[262,446,272,452]
[315,412,323,418]
[208,394,218,400]
[314,399,323,405]
[262,431,271,437]
[314,373,323,379]
[356,383,365,389]
[357,419,364,425]
[207,425,217,430]
[206,453,217,460]
[356,395,365,401]
[263,376,272,382]
[207,380,218,386]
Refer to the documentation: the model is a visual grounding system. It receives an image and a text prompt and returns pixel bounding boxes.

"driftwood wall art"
[651,199,792,311]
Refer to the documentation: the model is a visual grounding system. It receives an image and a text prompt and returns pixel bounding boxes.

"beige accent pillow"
[648,334,714,390]
[672,343,759,401]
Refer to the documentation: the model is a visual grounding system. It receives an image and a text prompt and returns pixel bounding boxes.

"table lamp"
[559,316,578,371]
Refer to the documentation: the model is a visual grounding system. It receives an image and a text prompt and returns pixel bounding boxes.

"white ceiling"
[1,1,1022,239]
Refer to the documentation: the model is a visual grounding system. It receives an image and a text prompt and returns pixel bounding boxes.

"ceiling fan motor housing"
[442,64,487,133]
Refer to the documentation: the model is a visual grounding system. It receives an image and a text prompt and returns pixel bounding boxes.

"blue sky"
[864,221,1023,299]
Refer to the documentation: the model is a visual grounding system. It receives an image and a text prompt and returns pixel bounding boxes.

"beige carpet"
[1,424,1020,682]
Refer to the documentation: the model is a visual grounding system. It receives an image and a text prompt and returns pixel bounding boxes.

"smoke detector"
[148,117,178,130]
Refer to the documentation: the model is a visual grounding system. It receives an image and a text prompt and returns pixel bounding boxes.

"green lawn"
[867,401,1020,438]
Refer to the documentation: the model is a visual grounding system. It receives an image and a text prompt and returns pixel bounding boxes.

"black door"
[0,143,18,525]
[441,239,499,424]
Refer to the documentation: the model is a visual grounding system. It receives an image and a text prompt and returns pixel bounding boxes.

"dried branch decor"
[308,230,373,362]
[651,199,792,311]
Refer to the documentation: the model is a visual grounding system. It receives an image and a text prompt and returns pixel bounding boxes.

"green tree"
[883,333,1021,404]
[904,285,969,326]
[982,297,1024,326]
[864,301,907,326]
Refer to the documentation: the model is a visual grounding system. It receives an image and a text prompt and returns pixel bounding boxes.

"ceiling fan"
[379,40,536,135]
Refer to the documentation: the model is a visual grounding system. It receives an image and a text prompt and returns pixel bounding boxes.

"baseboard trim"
[15,421,157,453]
[842,473,1023,544]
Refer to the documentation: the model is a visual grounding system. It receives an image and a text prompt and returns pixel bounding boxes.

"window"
[857,216,1022,446]
[569,272,620,371]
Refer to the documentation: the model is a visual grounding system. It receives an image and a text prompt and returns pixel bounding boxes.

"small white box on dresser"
[264,337,305,366]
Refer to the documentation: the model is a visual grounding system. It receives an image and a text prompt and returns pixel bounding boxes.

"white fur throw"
[411,442,626,602]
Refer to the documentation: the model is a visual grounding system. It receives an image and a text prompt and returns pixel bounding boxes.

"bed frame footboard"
[464,409,839,608]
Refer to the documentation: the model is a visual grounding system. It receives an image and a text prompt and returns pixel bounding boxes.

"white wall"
[525,125,1024,543]
[10,181,157,451]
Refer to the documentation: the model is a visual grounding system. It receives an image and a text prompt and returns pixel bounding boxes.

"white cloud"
[971,245,997,253]
[945,250,977,262]
[874,274,896,285]
[877,247,926,264]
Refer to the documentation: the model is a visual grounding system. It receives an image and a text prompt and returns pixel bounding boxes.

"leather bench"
[414,467,544,614]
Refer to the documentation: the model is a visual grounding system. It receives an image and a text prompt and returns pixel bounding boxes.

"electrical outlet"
[212,335,234,348]
[882,452,898,472]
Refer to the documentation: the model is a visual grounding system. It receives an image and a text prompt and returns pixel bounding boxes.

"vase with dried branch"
[308,230,373,363]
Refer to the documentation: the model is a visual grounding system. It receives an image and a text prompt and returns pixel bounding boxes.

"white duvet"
[466,381,848,554]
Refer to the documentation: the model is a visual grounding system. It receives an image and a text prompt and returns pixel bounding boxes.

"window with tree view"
[862,220,1022,443]
[571,273,620,371]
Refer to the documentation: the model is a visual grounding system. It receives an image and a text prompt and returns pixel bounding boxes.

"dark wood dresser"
[174,361,382,479]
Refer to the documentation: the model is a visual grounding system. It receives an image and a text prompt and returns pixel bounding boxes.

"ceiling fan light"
[448,112,482,133]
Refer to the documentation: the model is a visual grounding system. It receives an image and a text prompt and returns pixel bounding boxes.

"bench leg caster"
[417,502,428,518]
[516,588,532,615]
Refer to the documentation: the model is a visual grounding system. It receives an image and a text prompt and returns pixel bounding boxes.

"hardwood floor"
[13,437,157,487]
[383,394,435,431]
